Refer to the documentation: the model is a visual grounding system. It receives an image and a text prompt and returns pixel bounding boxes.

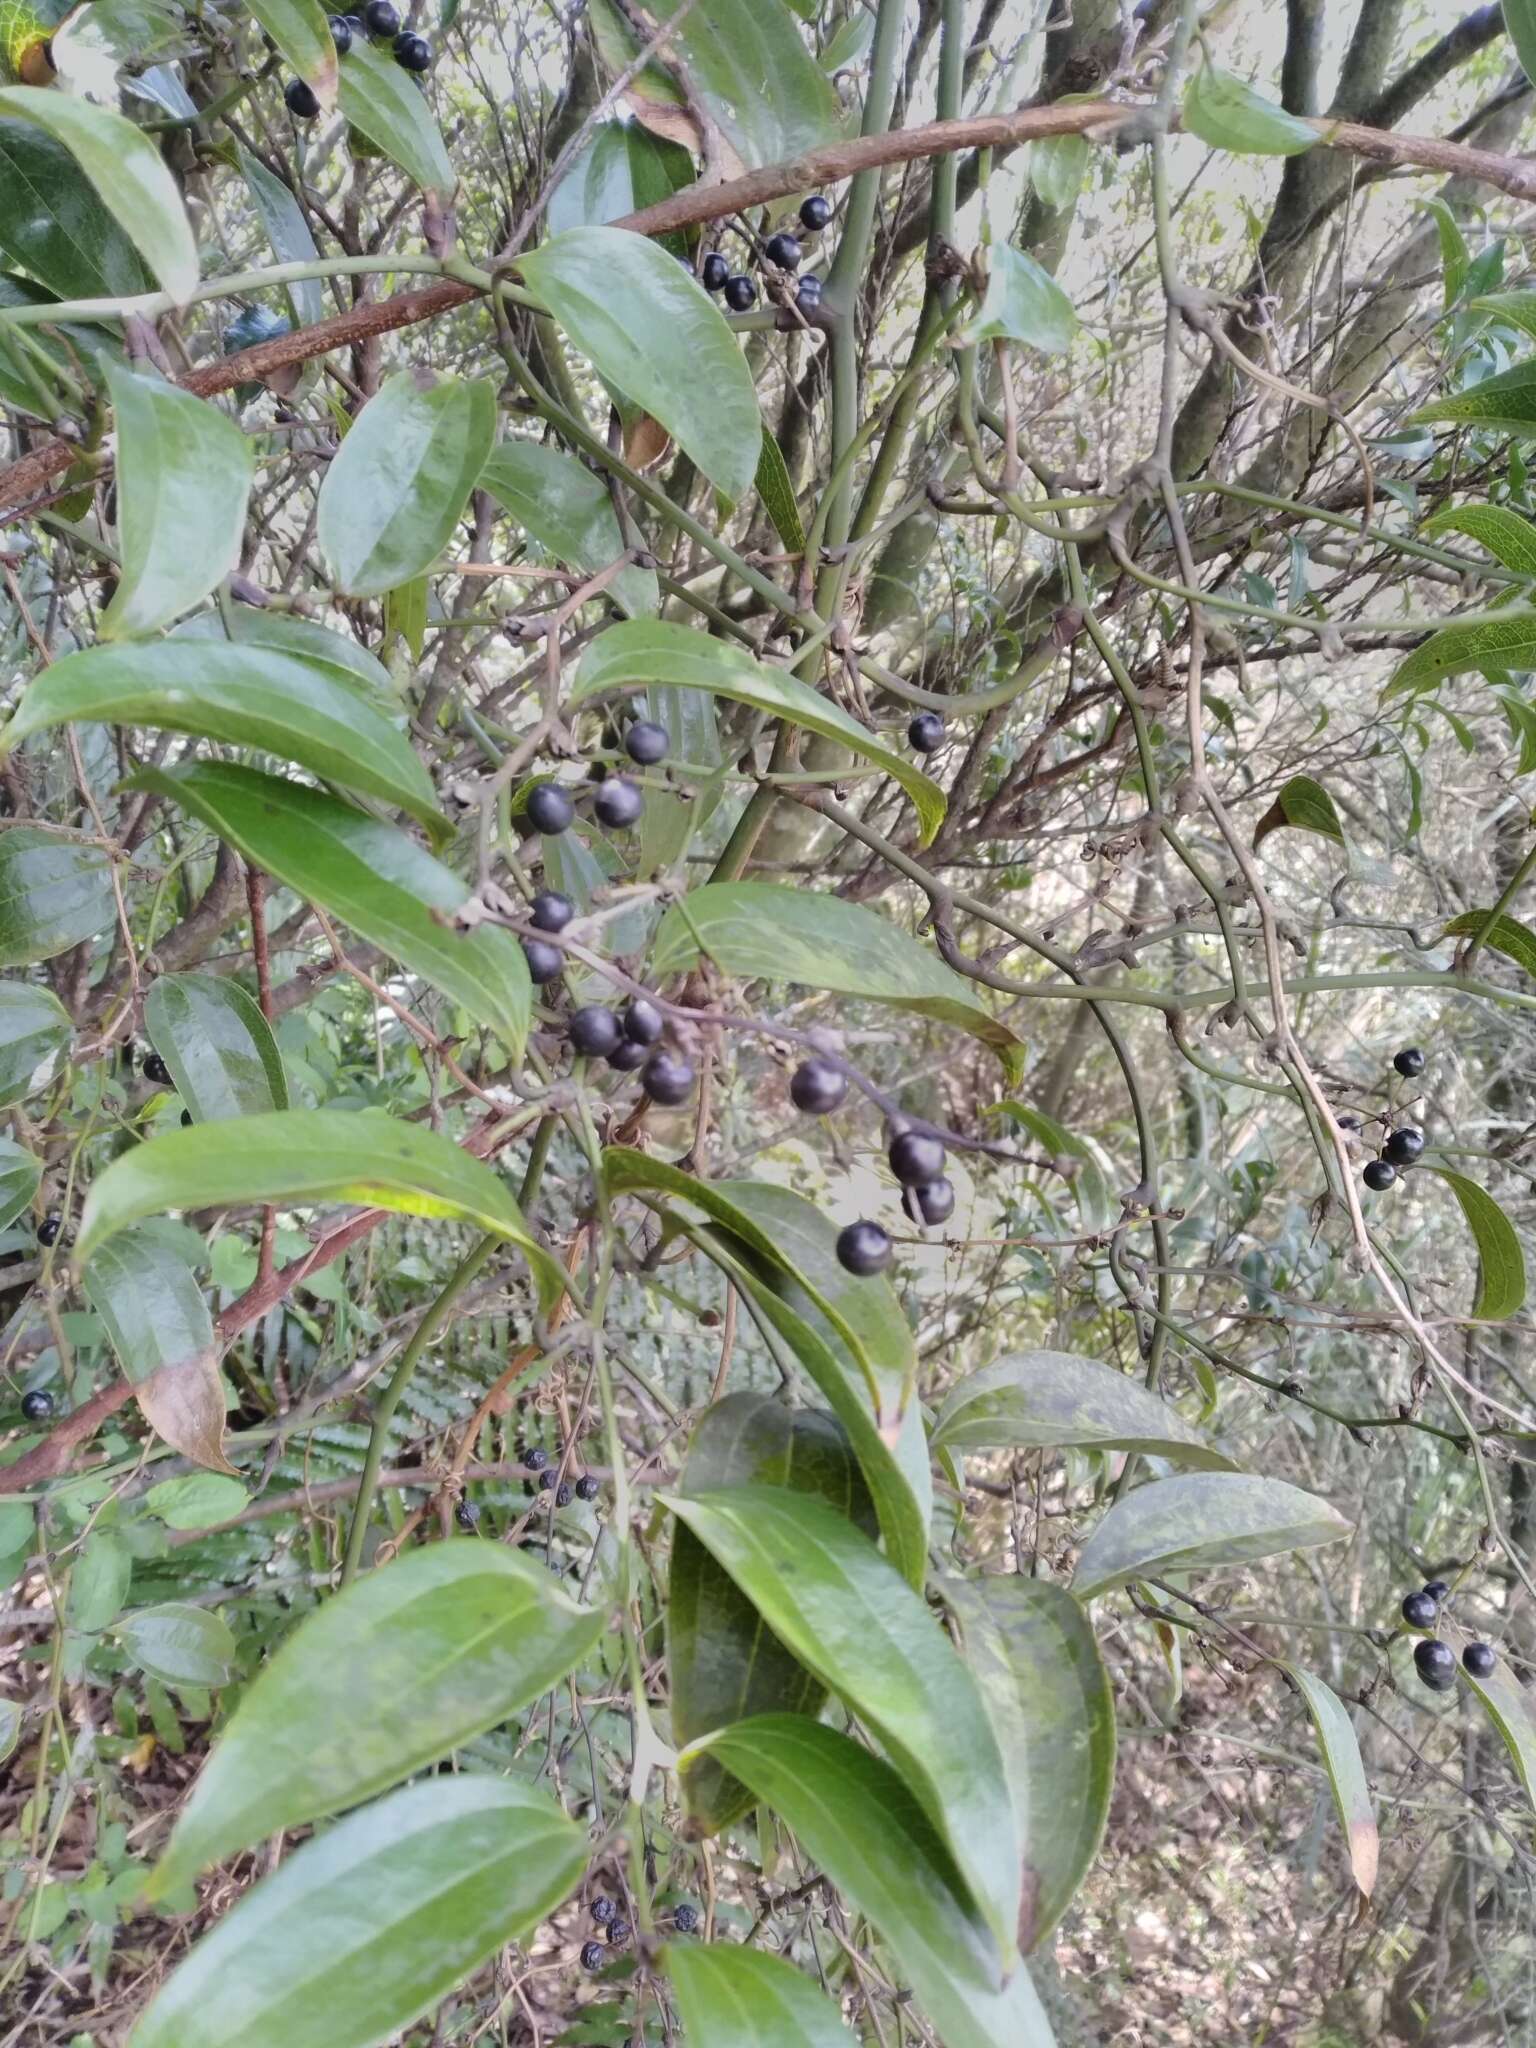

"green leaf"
[0,270,118,415]
[318,371,497,598]
[237,148,322,325]
[173,607,395,697]
[70,1528,130,1633]
[78,1109,564,1308]
[573,620,944,844]
[1470,288,1536,341]
[1410,357,1536,435]
[1421,501,1536,576]
[546,119,694,238]
[1275,1662,1377,1899]
[149,1541,601,1895]
[1416,195,1469,310]
[689,1719,1057,2048]
[1387,610,1536,695]
[0,118,153,300]
[124,762,531,1055]
[0,828,113,966]
[668,1392,874,1834]
[1029,131,1089,212]
[135,1777,584,2048]
[247,0,337,103]
[665,1484,1020,1969]
[664,1941,859,2047]
[944,1578,1116,1951]
[0,87,197,300]
[1503,0,1536,89]
[1444,908,1536,976]
[83,1224,231,1472]
[989,1101,1115,1234]
[519,226,760,505]
[648,881,1024,1077]
[1253,773,1345,850]
[1460,1635,1536,1811]
[144,1473,249,1530]
[336,34,454,196]
[1073,1473,1351,1600]
[0,1695,20,1765]
[0,979,70,1106]
[1427,1167,1526,1320]
[754,425,806,554]
[144,973,288,1123]
[587,0,842,171]
[481,438,658,619]
[0,1135,40,1231]
[933,1351,1233,1469]
[95,362,254,638]
[1182,64,1317,155]
[118,1603,238,1689]
[6,638,444,834]
[963,243,1077,354]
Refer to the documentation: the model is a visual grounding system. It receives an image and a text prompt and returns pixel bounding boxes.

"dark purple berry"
[329,12,353,52]
[902,1177,955,1227]
[20,1387,54,1421]
[642,1052,694,1105]
[672,1901,699,1933]
[1463,1641,1497,1679]
[622,997,665,1045]
[180,1109,193,1127]
[537,1468,555,1491]
[525,1446,550,1473]
[723,274,757,312]
[799,194,831,232]
[570,1005,622,1058]
[530,889,575,933]
[790,1058,846,1115]
[522,938,563,984]
[889,1130,945,1185]
[796,274,824,311]
[36,1213,62,1248]
[908,711,944,753]
[593,776,643,829]
[700,252,730,293]
[455,1498,479,1529]
[1394,1046,1426,1077]
[590,1897,617,1926]
[1423,1579,1450,1601]
[284,76,319,118]
[607,1919,630,1946]
[624,719,669,766]
[555,1481,572,1507]
[1401,1590,1437,1629]
[1414,1637,1457,1691]
[142,1050,171,1086]
[837,1220,891,1276]
[580,1939,604,1970]
[764,231,801,270]
[363,0,398,31]
[1384,1127,1424,1167]
[392,29,430,68]
[575,1474,600,1501]
[608,1040,649,1072]
[1363,1159,1397,1191]
[525,783,574,835]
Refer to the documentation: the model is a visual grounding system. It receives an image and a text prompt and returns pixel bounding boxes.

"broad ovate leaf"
[1387,610,1536,695]
[1253,774,1345,851]
[0,979,71,1105]
[664,1941,859,2047]
[0,1135,39,1231]
[963,243,1076,354]
[1411,359,1536,435]
[481,439,657,619]
[933,1350,1232,1469]
[1073,1472,1351,1599]
[0,828,113,966]
[1182,64,1317,155]
[118,1604,238,1690]
[144,972,288,1122]
[0,118,153,300]
[1444,909,1536,977]
[82,1224,232,1472]
[1421,501,1536,578]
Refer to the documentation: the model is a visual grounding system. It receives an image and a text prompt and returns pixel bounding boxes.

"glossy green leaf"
[944,1577,1116,1951]
[78,1109,564,1309]
[1182,64,1317,155]
[573,620,944,843]
[754,426,806,553]
[933,1351,1233,1469]
[519,227,760,505]
[649,881,1024,1077]
[1411,358,1536,435]
[336,34,454,196]
[149,1541,601,1894]
[963,243,1077,355]
[1073,1473,1351,1600]
[247,0,337,102]
[666,1485,1019,1968]
[144,1473,249,1530]
[546,118,694,237]
[1276,1662,1376,1898]
[1253,774,1345,849]
[173,608,395,697]
[0,118,153,300]
[1030,131,1089,212]
[481,438,657,619]
[1387,610,1536,695]
[125,762,530,1054]
[0,87,197,300]
[118,1604,238,1689]
[1460,1635,1536,1810]
[690,1719,1057,2048]
[144,973,288,1123]
[0,979,70,1105]
[668,1392,873,1834]
[1471,288,1536,340]
[0,270,117,415]
[318,370,496,597]
[83,1224,231,1471]
[1428,1167,1526,1320]
[1503,1,1536,90]
[990,1101,1115,1234]
[0,1134,39,1231]
[0,828,113,966]
[1421,501,1536,577]
[135,1777,584,2048]
[1444,908,1536,977]
[237,149,322,325]
[70,1528,130,1633]
[664,1940,858,2046]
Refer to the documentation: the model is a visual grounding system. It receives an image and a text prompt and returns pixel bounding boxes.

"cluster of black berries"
[1400,1579,1497,1690]
[455,1446,601,1528]
[700,193,833,318]
[1360,1046,1427,1193]
[580,1895,631,1968]
[285,3,430,117]
[827,1125,955,1277]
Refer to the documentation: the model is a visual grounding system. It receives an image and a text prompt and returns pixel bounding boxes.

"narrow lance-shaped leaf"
[1428,1167,1526,1320]
[1073,1472,1351,1599]
[149,1542,604,1895]
[76,1109,566,1311]
[664,1941,859,2048]
[83,1225,233,1472]
[247,0,337,104]
[1421,501,1536,577]
[144,973,288,1122]
[1387,610,1536,696]
[1411,356,1536,435]
[238,148,322,324]
[1457,1630,1536,1813]
[1444,908,1536,977]
[134,1778,586,2048]
[754,425,806,554]
[990,1101,1115,1235]
[1275,1661,1377,1899]
[933,1350,1234,1469]
[336,34,454,196]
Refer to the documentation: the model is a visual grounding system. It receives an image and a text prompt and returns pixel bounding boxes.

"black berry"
[700,252,730,293]
[1394,1046,1426,1078]
[1401,1590,1437,1629]
[575,1474,600,1501]
[1413,1637,1457,1692]
[580,1940,604,1970]
[522,938,563,985]
[624,719,669,766]
[570,1005,622,1058]
[799,194,831,232]
[530,889,575,933]
[393,29,430,68]
[908,711,944,753]
[790,1058,846,1115]
[642,1052,694,1106]
[525,1447,550,1472]
[1363,1159,1397,1192]
[837,1220,891,1276]
[903,1177,955,1227]
[622,997,665,1045]
[1337,1114,1361,1131]
[723,274,757,312]
[673,1901,699,1933]
[525,783,574,835]
[764,231,801,271]
[590,1897,617,1926]
[607,1920,630,1946]
[329,12,353,52]
[284,76,319,118]
[593,776,643,829]
[363,0,398,30]
[20,1387,54,1421]
[142,1051,171,1086]
[180,1109,193,1127]
[1423,1579,1450,1601]
[889,1130,945,1185]
[796,274,824,310]
[1384,1127,1424,1167]
[608,1040,649,1072]
[36,1213,62,1248]
[555,1481,572,1507]
[1462,1641,1497,1679]
[537,1468,555,1491]
[455,1498,479,1529]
